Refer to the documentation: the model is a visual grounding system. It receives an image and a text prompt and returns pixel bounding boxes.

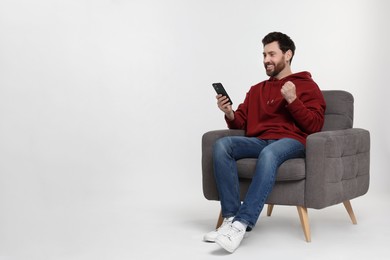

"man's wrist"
[286,96,297,104]
[225,111,234,121]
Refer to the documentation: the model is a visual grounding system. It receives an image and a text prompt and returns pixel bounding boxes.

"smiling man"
[203,32,326,253]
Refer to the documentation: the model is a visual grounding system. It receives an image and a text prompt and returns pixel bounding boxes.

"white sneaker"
[215,224,246,253]
[203,217,233,242]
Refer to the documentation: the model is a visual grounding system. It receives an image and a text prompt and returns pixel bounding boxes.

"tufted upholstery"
[201,90,370,241]
[305,128,370,209]
[321,90,353,131]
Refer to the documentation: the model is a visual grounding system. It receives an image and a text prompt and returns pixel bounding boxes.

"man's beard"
[265,60,286,77]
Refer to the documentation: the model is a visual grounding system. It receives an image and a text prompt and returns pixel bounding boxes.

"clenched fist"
[281,81,297,104]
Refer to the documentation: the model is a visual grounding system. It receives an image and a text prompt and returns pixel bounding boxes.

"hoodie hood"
[268,71,312,83]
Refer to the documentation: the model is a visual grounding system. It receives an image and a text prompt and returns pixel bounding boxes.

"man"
[204,32,326,253]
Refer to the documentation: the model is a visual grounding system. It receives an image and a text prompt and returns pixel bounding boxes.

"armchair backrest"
[321,90,354,131]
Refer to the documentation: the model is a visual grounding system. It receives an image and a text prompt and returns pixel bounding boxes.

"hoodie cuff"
[225,113,236,128]
[287,98,304,113]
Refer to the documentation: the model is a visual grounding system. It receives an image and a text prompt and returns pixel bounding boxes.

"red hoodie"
[226,71,326,145]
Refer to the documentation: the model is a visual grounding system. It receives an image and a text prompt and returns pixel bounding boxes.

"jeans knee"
[259,149,277,162]
[213,137,231,157]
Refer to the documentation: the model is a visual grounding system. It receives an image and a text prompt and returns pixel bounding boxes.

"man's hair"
[262,32,296,64]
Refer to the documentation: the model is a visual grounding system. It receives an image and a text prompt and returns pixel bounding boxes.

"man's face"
[263,41,288,77]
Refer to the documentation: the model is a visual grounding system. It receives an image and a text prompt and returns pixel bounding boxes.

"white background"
[0,0,389,259]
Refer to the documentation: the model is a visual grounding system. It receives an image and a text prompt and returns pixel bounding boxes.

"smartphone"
[212,83,233,105]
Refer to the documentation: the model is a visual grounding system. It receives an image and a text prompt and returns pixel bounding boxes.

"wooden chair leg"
[216,209,223,229]
[343,200,357,224]
[297,206,311,242]
[267,204,274,216]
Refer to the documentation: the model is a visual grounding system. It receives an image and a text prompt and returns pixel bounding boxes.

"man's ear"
[285,49,293,62]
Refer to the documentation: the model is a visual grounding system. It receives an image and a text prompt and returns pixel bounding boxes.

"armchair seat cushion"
[237,158,306,181]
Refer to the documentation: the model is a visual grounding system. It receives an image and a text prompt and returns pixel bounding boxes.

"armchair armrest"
[305,128,370,209]
[202,129,245,200]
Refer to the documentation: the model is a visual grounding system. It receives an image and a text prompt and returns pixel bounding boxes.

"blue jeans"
[213,136,305,230]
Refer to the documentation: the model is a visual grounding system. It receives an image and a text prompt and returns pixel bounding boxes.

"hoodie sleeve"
[225,91,250,130]
[287,84,326,134]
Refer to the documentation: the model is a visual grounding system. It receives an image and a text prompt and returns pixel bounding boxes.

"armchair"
[201,90,370,242]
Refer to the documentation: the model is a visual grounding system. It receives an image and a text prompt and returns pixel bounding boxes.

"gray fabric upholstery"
[321,90,354,131]
[305,128,370,208]
[201,90,370,209]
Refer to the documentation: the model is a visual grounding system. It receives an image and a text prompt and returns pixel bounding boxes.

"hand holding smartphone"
[212,83,233,105]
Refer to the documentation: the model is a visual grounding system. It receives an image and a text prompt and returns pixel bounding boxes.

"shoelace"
[217,218,233,231]
[225,225,244,240]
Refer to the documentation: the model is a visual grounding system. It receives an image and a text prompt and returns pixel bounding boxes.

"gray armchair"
[201,90,370,242]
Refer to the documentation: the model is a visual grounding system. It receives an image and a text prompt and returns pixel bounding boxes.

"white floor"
[1,188,389,260]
